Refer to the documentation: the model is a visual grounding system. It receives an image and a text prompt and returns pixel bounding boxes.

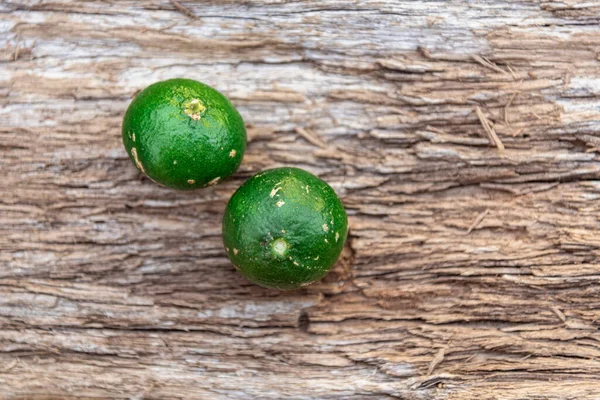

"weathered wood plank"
[2,0,600,398]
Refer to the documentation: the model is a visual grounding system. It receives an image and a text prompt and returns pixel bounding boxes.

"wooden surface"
[2,1,600,398]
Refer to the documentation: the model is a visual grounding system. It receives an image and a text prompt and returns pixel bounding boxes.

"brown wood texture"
[2,0,600,398]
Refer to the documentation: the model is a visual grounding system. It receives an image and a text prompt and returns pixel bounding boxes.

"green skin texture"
[222,167,348,290]
[122,78,246,190]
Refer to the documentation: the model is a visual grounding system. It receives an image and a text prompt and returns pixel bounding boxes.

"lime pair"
[122,79,347,290]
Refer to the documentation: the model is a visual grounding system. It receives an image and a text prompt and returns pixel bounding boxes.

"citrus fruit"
[222,167,348,290]
[122,78,246,190]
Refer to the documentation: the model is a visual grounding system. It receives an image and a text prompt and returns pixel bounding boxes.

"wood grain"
[2,0,600,398]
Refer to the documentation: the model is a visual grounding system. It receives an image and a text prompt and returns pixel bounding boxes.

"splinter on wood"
[475,106,505,151]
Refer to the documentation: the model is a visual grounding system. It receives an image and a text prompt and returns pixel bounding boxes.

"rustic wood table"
[2,1,600,398]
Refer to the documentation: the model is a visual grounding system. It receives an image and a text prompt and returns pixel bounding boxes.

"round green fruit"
[222,167,348,290]
[122,78,246,190]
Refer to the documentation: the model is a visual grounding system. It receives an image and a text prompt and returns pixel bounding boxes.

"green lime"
[122,78,246,190]
[222,167,348,290]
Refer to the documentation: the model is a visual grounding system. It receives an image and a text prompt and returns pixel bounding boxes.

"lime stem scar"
[184,99,206,120]
[271,238,289,257]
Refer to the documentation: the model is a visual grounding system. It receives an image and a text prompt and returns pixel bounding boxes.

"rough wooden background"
[2,0,600,398]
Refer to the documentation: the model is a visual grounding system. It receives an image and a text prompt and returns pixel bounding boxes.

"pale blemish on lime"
[282,229,286,234]
[335,232,340,242]
[229,149,236,158]
[188,179,195,184]
[276,200,285,207]
[293,261,299,266]
[208,177,221,186]
[272,238,289,257]
[314,256,320,260]
[173,160,177,165]
[270,187,282,198]
[184,99,206,121]
[322,224,329,232]
[131,147,145,173]
[300,281,314,287]
[226,247,230,252]
[132,132,136,142]
[306,185,310,194]
[233,248,239,255]
[324,238,329,243]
